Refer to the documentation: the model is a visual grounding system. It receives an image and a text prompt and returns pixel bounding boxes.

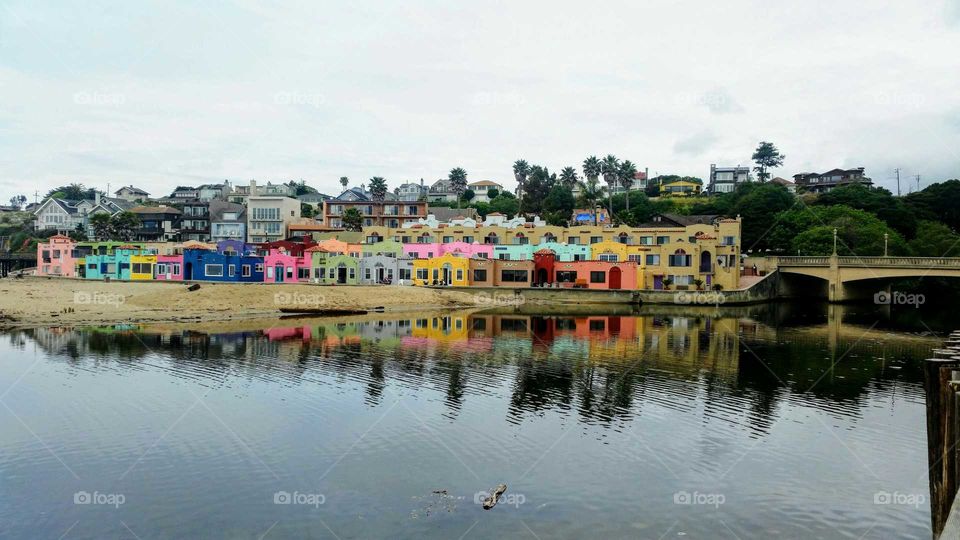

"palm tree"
[369,177,388,202]
[582,156,601,185]
[559,167,579,190]
[339,176,349,191]
[578,179,604,225]
[448,167,468,208]
[513,159,530,205]
[618,160,638,212]
[601,154,620,215]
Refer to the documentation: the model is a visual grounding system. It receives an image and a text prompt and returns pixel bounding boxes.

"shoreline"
[0,277,480,329]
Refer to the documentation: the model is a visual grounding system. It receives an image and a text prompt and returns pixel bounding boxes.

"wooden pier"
[926,330,960,538]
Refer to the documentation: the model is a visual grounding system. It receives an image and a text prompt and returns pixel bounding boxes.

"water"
[0,302,947,539]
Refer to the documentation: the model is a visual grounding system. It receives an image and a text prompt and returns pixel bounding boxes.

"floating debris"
[482,484,507,510]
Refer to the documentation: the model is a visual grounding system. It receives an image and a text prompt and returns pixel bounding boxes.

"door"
[184,262,193,280]
[275,264,284,282]
[609,267,622,290]
[653,275,663,290]
[537,268,548,285]
[338,265,348,284]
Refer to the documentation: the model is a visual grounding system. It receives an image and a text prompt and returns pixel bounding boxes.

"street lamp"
[884,233,889,257]
[832,227,838,255]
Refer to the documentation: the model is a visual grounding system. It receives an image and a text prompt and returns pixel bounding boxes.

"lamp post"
[832,227,838,255]
[884,233,889,257]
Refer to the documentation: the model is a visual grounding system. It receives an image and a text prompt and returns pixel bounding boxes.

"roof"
[642,213,719,227]
[468,180,502,187]
[770,177,794,185]
[209,200,245,221]
[116,185,149,195]
[431,207,479,222]
[178,240,215,250]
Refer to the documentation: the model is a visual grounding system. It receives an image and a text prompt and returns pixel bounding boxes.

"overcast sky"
[1,0,958,204]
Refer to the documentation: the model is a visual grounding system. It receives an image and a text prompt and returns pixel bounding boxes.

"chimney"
[95,191,101,205]
[250,179,257,196]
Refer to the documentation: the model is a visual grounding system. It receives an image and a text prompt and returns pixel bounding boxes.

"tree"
[368,176,388,202]
[905,179,960,232]
[751,141,785,182]
[489,194,520,217]
[577,179,604,225]
[601,154,620,215]
[486,188,499,200]
[287,180,317,196]
[462,189,475,203]
[8,195,26,210]
[342,207,363,231]
[339,177,349,190]
[448,167,468,208]
[543,184,576,226]
[559,167,579,190]
[301,203,315,219]
[45,183,99,200]
[618,160,638,212]
[520,165,556,215]
[90,213,112,240]
[909,220,960,256]
[110,212,140,242]
[513,160,530,204]
[814,184,917,238]
[769,205,908,256]
[733,183,796,252]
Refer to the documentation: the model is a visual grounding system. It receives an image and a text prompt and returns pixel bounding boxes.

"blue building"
[182,248,264,282]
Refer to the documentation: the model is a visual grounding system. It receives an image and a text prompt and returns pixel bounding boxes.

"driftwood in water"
[482,484,507,510]
[278,307,367,316]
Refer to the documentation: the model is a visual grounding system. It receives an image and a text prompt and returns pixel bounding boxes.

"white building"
[708,165,752,194]
[467,180,504,202]
[246,196,301,243]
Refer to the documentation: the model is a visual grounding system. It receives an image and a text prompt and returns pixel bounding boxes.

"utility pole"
[894,168,901,197]
[915,174,921,192]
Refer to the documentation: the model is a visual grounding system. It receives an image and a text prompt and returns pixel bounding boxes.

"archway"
[537,268,548,285]
[700,250,712,272]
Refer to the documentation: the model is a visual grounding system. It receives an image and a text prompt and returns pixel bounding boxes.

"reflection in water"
[0,304,942,539]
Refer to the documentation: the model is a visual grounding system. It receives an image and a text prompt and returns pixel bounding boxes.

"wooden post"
[924,357,960,536]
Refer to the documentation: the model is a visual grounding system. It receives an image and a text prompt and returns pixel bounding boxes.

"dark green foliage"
[904,179,960,232]
[813,184,916,238]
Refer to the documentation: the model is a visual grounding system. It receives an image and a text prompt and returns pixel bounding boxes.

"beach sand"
[0,277,479,328]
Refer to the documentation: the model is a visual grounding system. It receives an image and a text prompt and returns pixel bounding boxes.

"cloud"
[674,131,720,156]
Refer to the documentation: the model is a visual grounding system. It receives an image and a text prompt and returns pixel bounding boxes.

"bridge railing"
[772,256,960,268]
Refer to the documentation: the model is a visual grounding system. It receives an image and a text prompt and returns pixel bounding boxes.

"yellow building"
[130,254,157,280]
[411,254,470,286]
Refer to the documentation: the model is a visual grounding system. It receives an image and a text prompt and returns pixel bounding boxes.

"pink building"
[439,241,492,259]
[403,242,441,259]
[155,254,184,280]
[550,260,639,290]
[36,235,77,277]
[264,248,310,283]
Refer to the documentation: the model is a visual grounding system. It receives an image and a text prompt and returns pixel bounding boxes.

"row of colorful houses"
[36,217,742,290]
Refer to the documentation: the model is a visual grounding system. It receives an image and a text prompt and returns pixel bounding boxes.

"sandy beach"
[0,276,479,328]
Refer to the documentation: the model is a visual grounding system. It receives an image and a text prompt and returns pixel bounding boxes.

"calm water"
[0,303,949,539]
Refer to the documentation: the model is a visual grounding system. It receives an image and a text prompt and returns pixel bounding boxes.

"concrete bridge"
[770,255,960,302]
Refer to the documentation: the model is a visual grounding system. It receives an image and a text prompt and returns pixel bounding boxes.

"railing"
[773,256,960,268]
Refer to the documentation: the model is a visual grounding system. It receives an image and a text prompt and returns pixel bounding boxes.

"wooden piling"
[925,356,960,536]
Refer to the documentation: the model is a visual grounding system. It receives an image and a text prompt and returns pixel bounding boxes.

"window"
[443,236,454,243]
[639,236,654,245]
[364,268,371,280]
[298,267,310,279]
[656,236,670,245]
[463,236,473,244]
[646,254,661,265]
[590,236,602,244]
[416,268,428,280]
[672,275,694,285]
[568,236,580,245]
[688,236,697,243]
[473,269,487,282]
[242,265,251,277]
[669,250,691,267]
[598,253,618,262]
[628,254,642,262]
[722,236,736,245]
[206,264,224,277]
[228,265,236,277]
[286,267,294,279]
[456,269,464,281]
[590,271,606,283]
[400,268,411,280]
[266,266,274,278]
[500,269,528,282]
[255,263,264,273]
[556,271,577,283]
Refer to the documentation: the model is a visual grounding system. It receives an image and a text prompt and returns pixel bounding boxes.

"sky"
[1,0,959,204]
